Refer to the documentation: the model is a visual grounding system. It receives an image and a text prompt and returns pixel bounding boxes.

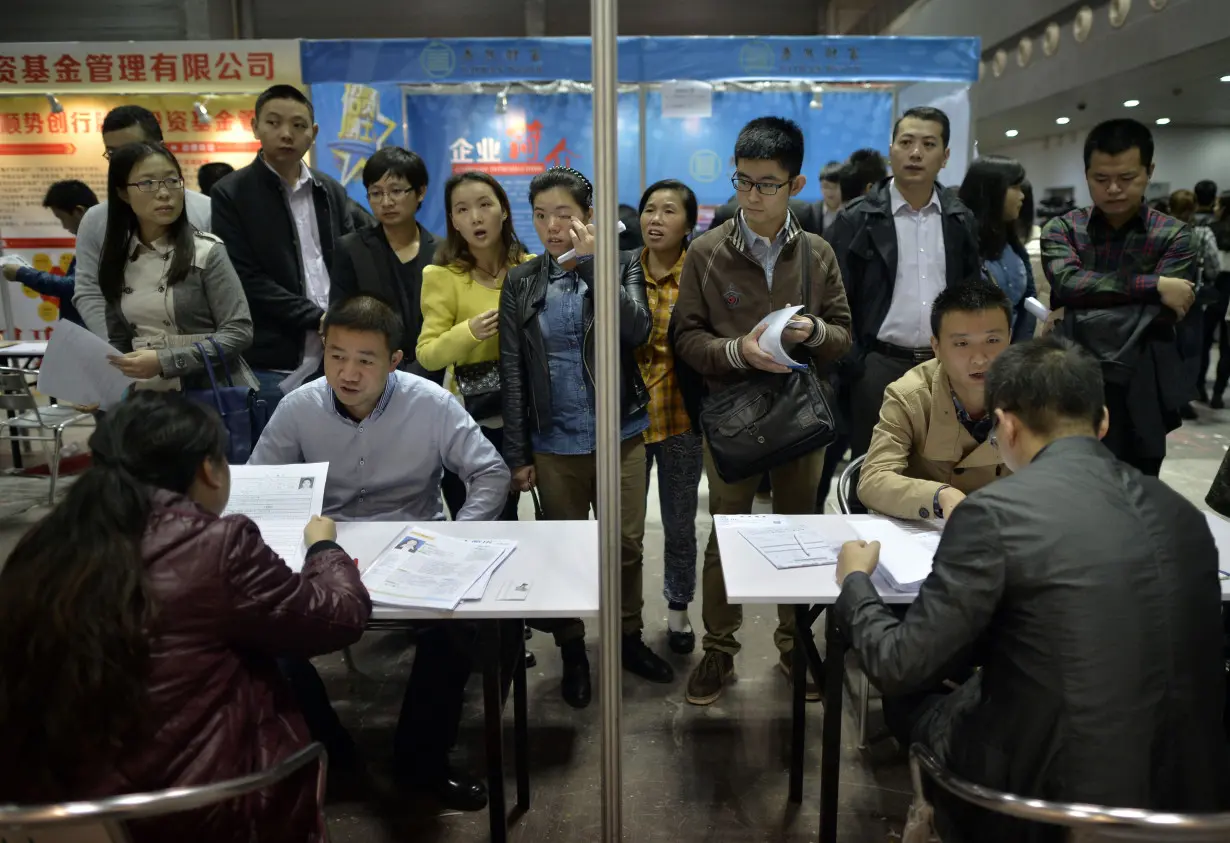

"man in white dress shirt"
[73,106,212,337]
[826,107,983,458]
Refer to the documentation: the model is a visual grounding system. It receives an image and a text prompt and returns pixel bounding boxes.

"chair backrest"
[837,453,868,515]
[910,743,1230,842]
[0,743,326,841]
[0,368,38,416]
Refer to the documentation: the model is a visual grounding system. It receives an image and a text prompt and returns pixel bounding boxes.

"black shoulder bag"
[698,236,839,483]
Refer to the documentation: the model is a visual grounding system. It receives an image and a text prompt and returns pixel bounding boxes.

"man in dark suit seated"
[835,335,1228,842]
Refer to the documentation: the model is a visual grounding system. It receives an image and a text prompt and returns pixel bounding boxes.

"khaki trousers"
[533,437,648,637]
[701,443,825,656]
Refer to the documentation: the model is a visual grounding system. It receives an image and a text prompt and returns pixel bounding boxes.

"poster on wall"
[403,91,641,249]
[310,82,406,211]
[0,94,260,338]
[643,90,894,210]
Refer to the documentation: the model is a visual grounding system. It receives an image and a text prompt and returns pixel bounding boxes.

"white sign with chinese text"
[0,41,301,94]
[661,81,713,119]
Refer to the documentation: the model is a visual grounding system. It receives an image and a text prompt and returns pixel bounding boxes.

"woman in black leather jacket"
[499,167,673,708]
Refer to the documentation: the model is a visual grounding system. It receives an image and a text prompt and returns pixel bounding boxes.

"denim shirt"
[984,248,1028,307]
[531,259,649,456]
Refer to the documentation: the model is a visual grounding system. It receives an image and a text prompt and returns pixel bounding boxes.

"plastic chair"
[0,742,328,843]
[905,742,1230,842]
[835,454,881,747]
[0,367,93,503]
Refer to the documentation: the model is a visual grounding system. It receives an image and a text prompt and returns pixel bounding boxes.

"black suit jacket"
[329,223,441,382]
[836,436,1229,842]
[825,180,980,354]
[211,156,357,370]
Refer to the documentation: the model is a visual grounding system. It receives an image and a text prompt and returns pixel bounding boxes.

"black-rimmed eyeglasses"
[731,175,791,195]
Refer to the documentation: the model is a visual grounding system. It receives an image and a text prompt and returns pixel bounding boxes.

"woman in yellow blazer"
[418,171,532,521]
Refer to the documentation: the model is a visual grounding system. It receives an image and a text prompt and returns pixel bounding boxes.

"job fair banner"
[0,93,260,338]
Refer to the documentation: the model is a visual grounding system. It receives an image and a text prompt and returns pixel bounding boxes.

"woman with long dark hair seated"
[958,156,1038,341]
[0,392,371,843]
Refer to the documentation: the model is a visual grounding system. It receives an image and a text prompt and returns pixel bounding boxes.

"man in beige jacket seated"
[858,277,1013,520]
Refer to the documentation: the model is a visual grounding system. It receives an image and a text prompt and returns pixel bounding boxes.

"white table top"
[718,513,1230,606]
[333,519,599,621]
[0,341,48,357]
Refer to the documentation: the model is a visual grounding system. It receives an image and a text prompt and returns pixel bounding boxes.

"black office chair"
[836,453,868,516]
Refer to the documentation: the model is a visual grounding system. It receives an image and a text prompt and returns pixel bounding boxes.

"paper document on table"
[362,527,510,610]
[223,463,330,567]
[851,519,936,592]
[740,526,839,569]
[755,305,809,370]
[714,514,789,528]
[35,320,134,409]
[460,539,518,600]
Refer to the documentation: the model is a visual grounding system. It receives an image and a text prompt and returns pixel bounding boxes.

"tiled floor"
[2,400,1228,841]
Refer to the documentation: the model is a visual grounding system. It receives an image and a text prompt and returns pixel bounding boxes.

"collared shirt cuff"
[803,315,827,347]
[726,338,749,369]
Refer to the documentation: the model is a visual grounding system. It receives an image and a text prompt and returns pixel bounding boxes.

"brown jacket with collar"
[672,212,852,402]
[857,358,1008,520]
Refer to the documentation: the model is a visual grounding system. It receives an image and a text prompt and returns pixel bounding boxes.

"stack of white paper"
[851,519,936,592]
[461,539,518,600]
[740,526,839,569]
[223,463,330,567]
[362,527,517,610]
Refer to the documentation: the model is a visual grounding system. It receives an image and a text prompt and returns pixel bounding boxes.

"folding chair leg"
[47,430,64,504]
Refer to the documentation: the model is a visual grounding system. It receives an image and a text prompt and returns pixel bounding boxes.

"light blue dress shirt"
[249,370,511,522]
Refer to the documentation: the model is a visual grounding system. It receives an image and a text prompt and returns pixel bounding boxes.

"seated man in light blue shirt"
[250,294,513,811]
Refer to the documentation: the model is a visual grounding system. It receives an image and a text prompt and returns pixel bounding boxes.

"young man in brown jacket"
[858,277,1012,522]
[673,116,853,705]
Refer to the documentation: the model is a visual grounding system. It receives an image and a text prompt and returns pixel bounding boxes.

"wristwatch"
[933,484,951,519]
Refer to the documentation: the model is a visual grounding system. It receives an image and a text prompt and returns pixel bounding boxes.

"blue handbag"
[187,338,266,464]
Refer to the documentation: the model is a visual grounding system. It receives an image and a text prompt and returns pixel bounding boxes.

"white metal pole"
[590,0,623,839]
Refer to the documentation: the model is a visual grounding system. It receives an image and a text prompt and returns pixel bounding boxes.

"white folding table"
[717,511,1230,843]
[330,519,598,843]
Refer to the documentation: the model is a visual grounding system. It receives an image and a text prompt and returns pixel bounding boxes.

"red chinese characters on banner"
[118,54,146,82]
[151,53,177,83]
[183,53,210,82]
[247,53,274,79]
[215,53,243,81]
[46,112,68,134]
[0,114,20,135]
[21,55,49,84]
[0,56,16,85]
[22,113,43,134]
[85,54,113,83]
[54,55,81,83]
[167,111,189,133]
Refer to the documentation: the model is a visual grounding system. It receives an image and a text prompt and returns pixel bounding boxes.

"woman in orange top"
[636,179,703,654]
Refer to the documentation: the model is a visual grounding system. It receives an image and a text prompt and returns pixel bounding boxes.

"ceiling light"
[45,94,63,115]
[192,101,212,124]
[1005,129,1019,138]
[1221,75,1230,83]
[1056,116,1070,125]
[1155,117,1171,125]
[495,88,509,115]
[1123,99,1140,107]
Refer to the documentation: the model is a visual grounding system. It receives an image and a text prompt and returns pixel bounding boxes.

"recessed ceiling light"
[1156,117,1171,125]
[1005,129,1020,138]
[1056,116,1071,125]
[1124,99,1140,108]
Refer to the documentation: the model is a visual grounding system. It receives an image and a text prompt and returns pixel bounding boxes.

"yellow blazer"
[857,358,1008,520]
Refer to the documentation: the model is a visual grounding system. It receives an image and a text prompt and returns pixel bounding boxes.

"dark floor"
[3,398,1229,841]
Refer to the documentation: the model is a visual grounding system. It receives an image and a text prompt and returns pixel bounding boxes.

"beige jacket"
[858,358,1008,520]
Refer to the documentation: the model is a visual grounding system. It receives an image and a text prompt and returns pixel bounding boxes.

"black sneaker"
[622,633,674,683]
[685,650,734,705]
[1214,395,1226,410]
[1181,403,1199,420]
[559,640,592,709]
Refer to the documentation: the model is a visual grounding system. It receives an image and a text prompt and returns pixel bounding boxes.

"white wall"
[982,127,1230,207]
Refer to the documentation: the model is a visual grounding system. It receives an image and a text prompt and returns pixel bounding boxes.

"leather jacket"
[73,490,371,843]
[499,251,651,469]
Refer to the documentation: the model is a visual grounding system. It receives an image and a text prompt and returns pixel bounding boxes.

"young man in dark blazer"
[211,84,362,414]
[826,107,981,459]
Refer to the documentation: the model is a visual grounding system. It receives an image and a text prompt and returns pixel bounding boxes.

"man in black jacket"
[211,84,359,414]
[826,107,981,458]
[330,146,441,382]
[836,336,1228,842]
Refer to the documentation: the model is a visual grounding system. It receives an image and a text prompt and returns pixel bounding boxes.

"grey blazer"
[105,231,258,391]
